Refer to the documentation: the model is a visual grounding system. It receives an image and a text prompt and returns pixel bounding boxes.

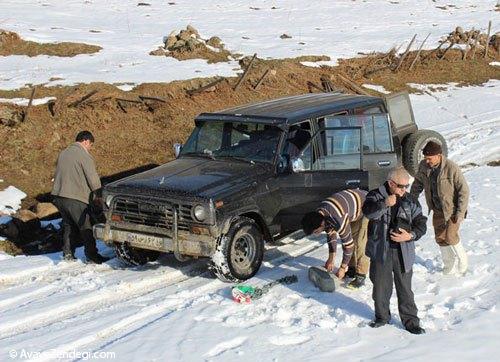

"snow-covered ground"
[0,0,497,90]
[1,1,499,361]
[0,81,498,361]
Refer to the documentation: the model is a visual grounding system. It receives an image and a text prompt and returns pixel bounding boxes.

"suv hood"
[105,157,271,200]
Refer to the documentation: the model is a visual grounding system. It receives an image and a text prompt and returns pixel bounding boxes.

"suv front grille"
[112,198,192,231]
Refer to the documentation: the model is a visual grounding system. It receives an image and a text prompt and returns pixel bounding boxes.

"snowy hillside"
[1,0,499,361]
[0,0,497,90]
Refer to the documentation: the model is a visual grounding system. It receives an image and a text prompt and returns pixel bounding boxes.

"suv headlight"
[105,195,114,208]
[192,204,208,222]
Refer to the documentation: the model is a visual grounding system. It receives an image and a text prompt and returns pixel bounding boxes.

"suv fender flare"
[220,211,273,244]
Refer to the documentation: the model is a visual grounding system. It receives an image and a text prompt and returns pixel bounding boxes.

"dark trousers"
[369,247,420,329]
[53,196,99,258]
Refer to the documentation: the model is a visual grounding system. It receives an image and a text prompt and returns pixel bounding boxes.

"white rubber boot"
[440,246,457,275]
[450,242,468,275]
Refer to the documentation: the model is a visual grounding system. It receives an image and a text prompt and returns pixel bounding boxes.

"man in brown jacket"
[52,131,109,264]
[410,141,469,275]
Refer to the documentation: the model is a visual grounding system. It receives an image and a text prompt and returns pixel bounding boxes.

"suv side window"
[322,114,393,154]
[313,128,362,170]
[373,115,393,152]
[283,121,312,158]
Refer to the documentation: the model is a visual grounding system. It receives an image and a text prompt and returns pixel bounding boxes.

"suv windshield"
[181,121,282,163]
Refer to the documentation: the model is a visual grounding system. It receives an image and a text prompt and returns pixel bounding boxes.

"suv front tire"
[210,217,264,282]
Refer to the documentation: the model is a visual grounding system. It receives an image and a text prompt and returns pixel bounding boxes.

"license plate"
[126,233,166,251]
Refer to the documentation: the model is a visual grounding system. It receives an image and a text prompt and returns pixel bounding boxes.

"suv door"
[308,126,369,198]
[277,125,369,232]
[274,121,317,232]
[384,91,418,141]
[324,114,397,189]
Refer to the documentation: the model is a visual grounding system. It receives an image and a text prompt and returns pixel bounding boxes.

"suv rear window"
[323,114,393,153]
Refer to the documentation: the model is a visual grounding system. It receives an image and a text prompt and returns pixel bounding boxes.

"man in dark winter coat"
[51,131,109,264]
[363,168,427,334]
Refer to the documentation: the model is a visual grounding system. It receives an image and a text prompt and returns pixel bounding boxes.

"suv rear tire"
[210,217,264,282]
[115,242,160,266]
[403,129,448,176]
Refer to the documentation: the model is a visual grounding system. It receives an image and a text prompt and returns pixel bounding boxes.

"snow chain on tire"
[114,242,160,266]
[403,129,448,177]
[210,216,264,283]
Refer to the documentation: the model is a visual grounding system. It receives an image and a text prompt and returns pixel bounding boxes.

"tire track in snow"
[0,233,304,313]
[0,258,113,287]
[30,238,322,360]
[0,236,320,341]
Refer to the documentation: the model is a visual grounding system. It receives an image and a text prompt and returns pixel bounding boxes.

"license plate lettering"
[126,233,164,250]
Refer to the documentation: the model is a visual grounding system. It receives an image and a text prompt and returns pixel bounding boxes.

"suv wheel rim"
[231,234,256,273]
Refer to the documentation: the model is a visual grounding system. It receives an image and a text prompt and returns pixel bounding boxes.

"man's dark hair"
[301,211,325,235]
[75,130,95,143]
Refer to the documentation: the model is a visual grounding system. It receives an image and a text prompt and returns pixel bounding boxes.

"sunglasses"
[390,180,410,189]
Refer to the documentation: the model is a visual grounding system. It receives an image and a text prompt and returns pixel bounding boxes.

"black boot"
[86,253,110,264]
[345,267,357,279]
[406,325,426,335]
[347,274,366,289]
[369,319,388,328]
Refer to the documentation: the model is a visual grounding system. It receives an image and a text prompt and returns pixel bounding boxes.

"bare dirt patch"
[0,31,499,206]
[0,29,101,57]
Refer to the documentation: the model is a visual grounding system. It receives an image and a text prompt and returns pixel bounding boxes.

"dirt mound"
[150,25,233,63]
[0,29,102,57]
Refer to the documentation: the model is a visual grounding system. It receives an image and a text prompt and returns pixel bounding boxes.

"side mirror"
[291,157,305,173]
[173,143,182,158]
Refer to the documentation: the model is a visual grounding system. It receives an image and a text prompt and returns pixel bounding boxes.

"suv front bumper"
[93,223,216,257]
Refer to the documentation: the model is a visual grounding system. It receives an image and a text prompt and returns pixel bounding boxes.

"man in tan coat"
[410,141,469,275]
[52,131,109,264]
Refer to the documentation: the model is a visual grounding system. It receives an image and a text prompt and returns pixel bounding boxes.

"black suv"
[94,92,446,281]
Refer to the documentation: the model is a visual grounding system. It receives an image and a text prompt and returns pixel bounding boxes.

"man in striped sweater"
[301,188,369,289]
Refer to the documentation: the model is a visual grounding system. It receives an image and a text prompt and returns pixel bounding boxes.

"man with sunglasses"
[410,141,469,276]
[363,168,427,334]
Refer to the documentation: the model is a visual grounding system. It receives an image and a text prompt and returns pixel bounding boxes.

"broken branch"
[233,53,257,90]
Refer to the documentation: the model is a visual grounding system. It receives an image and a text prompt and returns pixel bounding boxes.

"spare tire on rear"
[403,129,448,176]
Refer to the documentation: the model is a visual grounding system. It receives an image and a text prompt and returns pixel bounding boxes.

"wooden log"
[364,64,392,77]
[425,39,446,60]
[47,100,56,117]
[484,20,492,59]
[409,33,430,70]
[115,97,143,104]
[138,95,166,103]
[187,77,225,96]
[253,69,271,90]
[233,53,257,90]
[67,90,98,108]
[336,74,371,96]
[395,34,417,71]
[320,76,335,92]
[471,30,479,60]
[85,96,112,105]
[116,100,127,113]
[306,81,325,93]
[22,86,36,122]
[439,41,455,60]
